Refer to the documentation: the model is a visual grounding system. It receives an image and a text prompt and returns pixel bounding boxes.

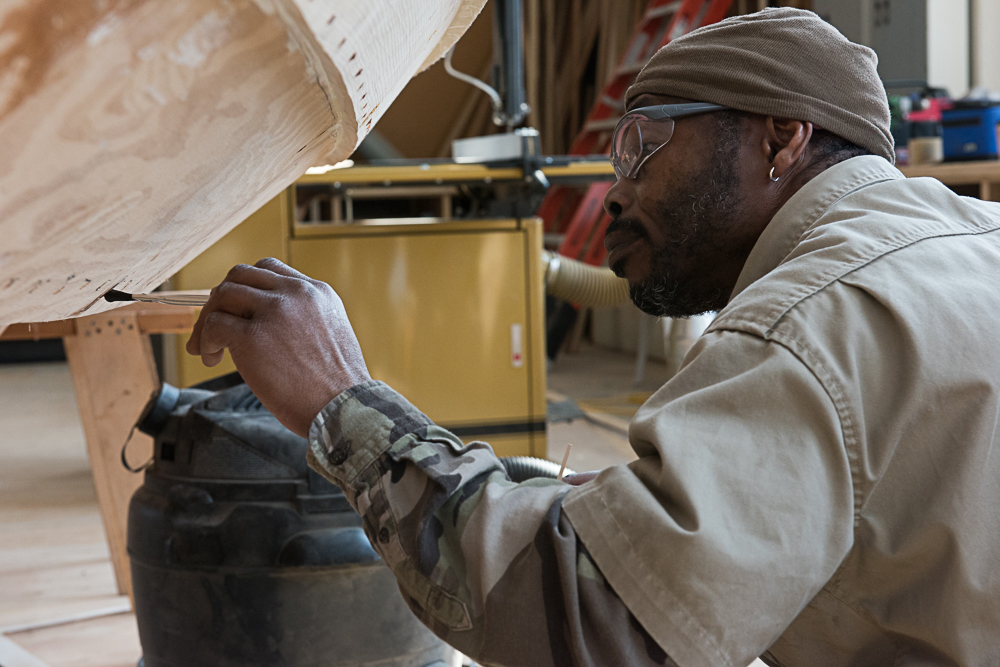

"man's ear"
[765,117,813,179]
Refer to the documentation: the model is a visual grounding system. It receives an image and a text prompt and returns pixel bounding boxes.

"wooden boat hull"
[0,0,484,324]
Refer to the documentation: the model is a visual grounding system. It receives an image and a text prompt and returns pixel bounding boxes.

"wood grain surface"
[0,0,486,325]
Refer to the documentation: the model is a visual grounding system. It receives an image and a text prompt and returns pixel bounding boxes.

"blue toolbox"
[942,101,1000,161]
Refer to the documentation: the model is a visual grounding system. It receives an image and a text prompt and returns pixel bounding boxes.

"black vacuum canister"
[128,379,453,667]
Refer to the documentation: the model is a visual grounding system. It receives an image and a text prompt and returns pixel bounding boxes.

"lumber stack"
[0,0,485,325]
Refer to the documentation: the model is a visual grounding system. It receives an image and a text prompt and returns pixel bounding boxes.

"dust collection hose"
[500,456,574,482]
[542,251,630,307]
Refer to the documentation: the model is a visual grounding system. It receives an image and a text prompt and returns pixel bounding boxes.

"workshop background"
[2,0,999,665]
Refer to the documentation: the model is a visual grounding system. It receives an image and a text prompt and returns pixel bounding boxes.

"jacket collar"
[730,155,903,301]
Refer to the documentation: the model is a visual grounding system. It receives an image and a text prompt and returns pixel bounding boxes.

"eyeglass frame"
[610,102,728,180]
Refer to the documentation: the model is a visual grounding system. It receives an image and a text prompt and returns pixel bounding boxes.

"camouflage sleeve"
[307,380,676,667]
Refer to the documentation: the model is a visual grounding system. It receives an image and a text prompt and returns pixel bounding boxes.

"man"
[187,8,1000,666]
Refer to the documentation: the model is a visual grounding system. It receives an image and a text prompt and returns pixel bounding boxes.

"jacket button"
[330,444,350,465]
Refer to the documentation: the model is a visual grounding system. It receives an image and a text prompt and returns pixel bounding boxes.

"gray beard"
[629,273,727,319]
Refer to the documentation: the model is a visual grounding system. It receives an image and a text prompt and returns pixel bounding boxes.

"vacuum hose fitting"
[542,251,630,307]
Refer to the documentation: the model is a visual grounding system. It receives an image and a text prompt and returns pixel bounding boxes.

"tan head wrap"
[626,7,894,163]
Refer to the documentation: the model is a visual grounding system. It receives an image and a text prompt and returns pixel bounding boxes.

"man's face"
[603,94,759,318]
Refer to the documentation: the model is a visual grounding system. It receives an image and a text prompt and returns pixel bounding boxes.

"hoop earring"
[769,167,780,182]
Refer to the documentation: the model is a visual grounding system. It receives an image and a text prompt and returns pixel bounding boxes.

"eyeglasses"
[610,103,727,180]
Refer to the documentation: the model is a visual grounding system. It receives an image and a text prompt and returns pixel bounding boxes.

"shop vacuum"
[128,375,453,667]
[128,375,568,667]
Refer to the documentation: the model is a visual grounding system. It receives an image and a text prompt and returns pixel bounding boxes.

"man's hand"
[186,258,371,437]
[561,471,600,486]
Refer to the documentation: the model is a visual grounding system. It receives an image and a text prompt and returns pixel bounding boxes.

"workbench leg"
[980,181,998,202]
[63,314,158,600]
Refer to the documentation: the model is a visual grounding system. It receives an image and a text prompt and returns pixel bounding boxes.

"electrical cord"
[443,46,504,116]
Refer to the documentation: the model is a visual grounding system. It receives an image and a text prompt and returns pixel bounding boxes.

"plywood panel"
[0,0,486,325]
[0,0,344,325]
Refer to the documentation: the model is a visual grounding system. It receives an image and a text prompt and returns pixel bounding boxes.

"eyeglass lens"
[612,114,676,179]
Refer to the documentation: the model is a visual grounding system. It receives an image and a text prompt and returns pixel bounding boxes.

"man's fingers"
[199,310,252,367]
[211,281,270,319]
[254,258,337,300]
[200,348,225,368]
[186,294,211,356]
[224,263,285,290]
[186,281,265,356]
[186,258,329,362]
[254,257,320,284]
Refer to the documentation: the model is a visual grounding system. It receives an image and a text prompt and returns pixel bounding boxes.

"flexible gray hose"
[542,251,630,307]
[500,456,574,482]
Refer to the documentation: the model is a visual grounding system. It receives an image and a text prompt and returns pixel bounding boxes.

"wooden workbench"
[899,159,1000,201]
[0,301,200,600]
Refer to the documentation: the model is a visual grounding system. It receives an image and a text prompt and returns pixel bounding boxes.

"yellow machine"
[170,169,549,458]
[291,219,546,457]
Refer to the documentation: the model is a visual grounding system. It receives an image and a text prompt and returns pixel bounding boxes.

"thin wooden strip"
[557,443,573,480]
[0,635,52,667]
[0,321,76,342]
[0,303,200,340]
[78,303,201,335]
[0,604,132,636]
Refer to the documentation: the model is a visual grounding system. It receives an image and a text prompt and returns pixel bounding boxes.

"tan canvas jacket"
[309,155,1000,666]
[565,155,1000,665]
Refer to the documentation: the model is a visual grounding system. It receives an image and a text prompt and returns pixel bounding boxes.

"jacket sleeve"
[307,380,676,667]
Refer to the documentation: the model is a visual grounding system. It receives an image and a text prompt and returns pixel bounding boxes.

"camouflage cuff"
[308,380,435,486]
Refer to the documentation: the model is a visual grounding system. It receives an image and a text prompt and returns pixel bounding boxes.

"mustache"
[605,216,647,238]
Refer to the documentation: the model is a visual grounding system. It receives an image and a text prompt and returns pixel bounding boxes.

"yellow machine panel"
[290,219,547,458]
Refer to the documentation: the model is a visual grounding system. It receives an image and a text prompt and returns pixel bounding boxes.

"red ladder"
[543,0,734,266]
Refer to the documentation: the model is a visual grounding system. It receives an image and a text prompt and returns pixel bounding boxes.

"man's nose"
[604,177,630,219]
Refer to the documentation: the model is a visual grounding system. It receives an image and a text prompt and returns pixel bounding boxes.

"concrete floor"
[544,341,670,472]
